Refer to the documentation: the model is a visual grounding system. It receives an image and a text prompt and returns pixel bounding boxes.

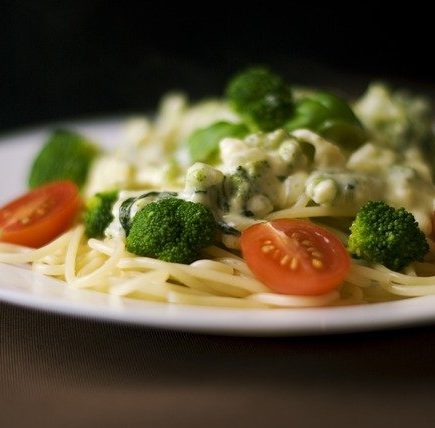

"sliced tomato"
[240,219,350,295]
[0,181,81,248]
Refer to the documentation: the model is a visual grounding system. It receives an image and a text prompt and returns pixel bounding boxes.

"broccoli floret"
[348,201,429,271]
[84,190,119,238]
[187,121,249,164]
[119,191,177,235]
[28,129,100,189]
[226,67,293,132]
[126,198,216,264]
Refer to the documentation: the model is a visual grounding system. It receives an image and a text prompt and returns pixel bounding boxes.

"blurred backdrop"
[1,1,434,131]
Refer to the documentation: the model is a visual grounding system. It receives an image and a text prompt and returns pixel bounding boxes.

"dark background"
[1,2,434,132]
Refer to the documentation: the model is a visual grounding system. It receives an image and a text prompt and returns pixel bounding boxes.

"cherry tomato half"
[240,219,350,295]
[0,181,81,248]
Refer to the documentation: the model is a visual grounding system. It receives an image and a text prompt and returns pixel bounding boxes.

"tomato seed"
[280,255,290,266]
[261,245,275,253]
[312,259,323,269]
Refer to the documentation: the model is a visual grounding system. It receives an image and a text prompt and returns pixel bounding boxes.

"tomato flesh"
[0,181,81,248]
[240,219,350,295]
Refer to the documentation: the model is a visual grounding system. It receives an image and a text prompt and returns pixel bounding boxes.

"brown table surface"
[2,301,435,428]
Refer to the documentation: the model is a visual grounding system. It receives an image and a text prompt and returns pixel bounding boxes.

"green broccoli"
[126,198,217,264]
[119,191,177,235]
[28,129,100,189]
[226,67,293,132]
[187,121,249,164]
[84,190,119,238]
[348,201,429,271]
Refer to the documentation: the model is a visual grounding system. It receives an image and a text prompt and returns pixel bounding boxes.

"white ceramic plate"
[1,119,435,336]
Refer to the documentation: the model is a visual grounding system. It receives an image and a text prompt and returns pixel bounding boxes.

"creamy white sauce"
[97,87,435,240]
[105,190,149,239]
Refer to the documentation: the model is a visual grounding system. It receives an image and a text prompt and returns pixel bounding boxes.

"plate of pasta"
[2,68,435,336]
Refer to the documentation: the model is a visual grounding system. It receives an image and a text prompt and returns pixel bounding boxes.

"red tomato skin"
[0,181,81,248]
[240,219,350,296]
